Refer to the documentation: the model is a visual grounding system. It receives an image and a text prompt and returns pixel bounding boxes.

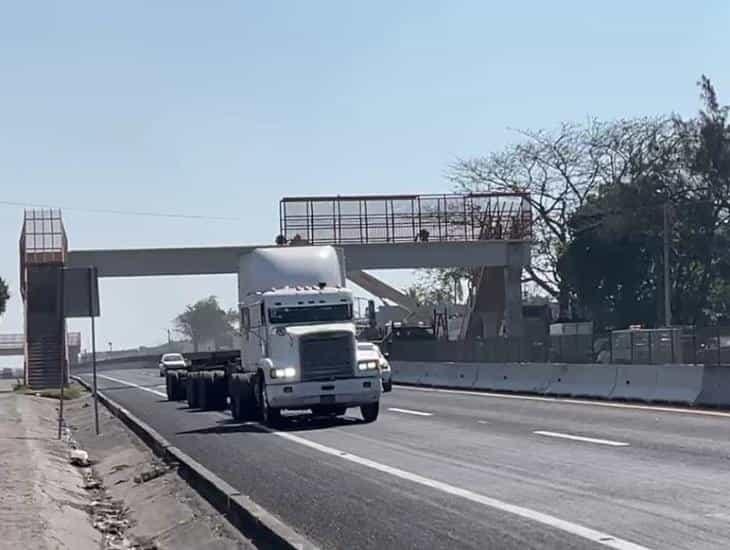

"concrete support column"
[503,244,526,339]
[468,267,505,338]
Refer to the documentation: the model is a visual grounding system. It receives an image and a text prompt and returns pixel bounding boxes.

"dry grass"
[14,382,87,400]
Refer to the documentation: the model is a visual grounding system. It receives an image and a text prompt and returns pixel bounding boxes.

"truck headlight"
[358,360,379,371]
[270,367,297,379]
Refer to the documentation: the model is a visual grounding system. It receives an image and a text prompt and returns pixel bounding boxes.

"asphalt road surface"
[76,363,730,550]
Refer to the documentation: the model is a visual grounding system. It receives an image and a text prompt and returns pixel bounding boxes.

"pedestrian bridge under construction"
[20,192,533,388]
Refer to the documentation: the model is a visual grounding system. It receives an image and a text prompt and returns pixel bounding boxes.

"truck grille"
[299,331,355,382]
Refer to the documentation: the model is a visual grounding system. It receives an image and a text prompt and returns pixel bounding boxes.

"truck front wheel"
[258,379,282,427]
[361,402,379,423]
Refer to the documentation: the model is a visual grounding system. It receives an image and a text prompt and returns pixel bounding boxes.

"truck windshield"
[269,304,352,325]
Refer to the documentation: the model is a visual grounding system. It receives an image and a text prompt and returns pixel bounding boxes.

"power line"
[0,200,244,222]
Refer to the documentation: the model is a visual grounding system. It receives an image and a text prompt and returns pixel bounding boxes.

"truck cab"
[238,246,381,424]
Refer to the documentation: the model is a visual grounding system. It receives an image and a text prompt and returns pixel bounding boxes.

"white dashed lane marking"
[534,431,630,447]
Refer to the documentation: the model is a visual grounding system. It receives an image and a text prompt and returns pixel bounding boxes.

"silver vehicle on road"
[158,353,188,377]
[357,342,392,392]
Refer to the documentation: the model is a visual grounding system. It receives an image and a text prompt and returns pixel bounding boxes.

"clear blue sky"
[1,1,728,357]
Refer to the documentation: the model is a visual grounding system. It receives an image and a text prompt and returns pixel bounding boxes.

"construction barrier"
[391,362,427,385]
[474,363,557,394]
[419,363,454,387]
[544,364,618,398]
[445,363,479,389]
[695,365,730,407]
[609,365,660,402]
[651,364,704,404]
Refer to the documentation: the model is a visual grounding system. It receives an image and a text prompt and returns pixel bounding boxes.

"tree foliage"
[405,269,470,308]
[174,296,236,352]
[441,75,730,330]
[561,76,730,328]
[448,118,674,315]
[0,277,9,317]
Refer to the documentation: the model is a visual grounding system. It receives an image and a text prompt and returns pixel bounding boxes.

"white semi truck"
[168,245,381,426]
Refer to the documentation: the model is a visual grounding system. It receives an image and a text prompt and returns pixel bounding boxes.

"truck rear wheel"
[210,372,228,410]
[167,371,184,401]
[197,372,226,411]
[231,373,257,421]
[199,374,211,410]
[361,402,379,423]
[187,375,199,408]
[165,372,174,401]
[176,373,188,401]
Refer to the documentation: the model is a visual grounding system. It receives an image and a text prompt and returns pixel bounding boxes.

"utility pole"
[663,202,672,327]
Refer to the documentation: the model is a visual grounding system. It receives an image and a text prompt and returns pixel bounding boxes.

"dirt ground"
[0,379,253,550]
[0,380,99,550]
[65,391,255,549]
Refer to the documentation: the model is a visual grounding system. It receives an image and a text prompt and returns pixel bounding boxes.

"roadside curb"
[72,375,318,550]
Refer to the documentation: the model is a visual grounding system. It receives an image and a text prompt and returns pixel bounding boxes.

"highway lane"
[76,365,730,550]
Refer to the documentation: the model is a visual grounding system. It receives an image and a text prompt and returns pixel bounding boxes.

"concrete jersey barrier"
[695,365,730,407]
[446,363,479,388]
[419,363,454,387]
[392,359,730,408]
[544,364,618,398]
[609,365,660,402]
[474,363,557,394]
[651,364,704,404]
[391,362,426,385]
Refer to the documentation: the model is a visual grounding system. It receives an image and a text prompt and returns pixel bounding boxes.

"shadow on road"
[99,383,166,393]
[176,413,366,436]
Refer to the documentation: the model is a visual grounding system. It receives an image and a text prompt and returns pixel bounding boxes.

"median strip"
[533,430,630,447]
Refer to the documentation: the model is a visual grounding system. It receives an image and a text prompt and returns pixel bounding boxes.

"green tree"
[174,296,236,352]
[0,277,9,317]
[562,185,665,329]
[562,76,730,328]
[405,268,470,308]
[449,118,673,317]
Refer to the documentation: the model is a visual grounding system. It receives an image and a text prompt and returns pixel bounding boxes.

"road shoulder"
[0,383,99,550]
[65,391,254,549]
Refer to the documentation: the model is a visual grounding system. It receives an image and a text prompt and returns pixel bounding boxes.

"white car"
[357,342,392,392]
[158,353,188,377]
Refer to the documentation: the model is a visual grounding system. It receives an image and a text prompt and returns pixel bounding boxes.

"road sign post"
[63,266,101,434]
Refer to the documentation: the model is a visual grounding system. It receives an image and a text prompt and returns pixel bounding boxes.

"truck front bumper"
[267,377,380,410]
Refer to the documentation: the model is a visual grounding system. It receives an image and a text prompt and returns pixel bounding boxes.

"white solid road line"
[387,407,433,417]
[96,374,168,398]
[534,430,630,447]
[266,428,649,550]
[397,385,730,418]
[98,371,651,549]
